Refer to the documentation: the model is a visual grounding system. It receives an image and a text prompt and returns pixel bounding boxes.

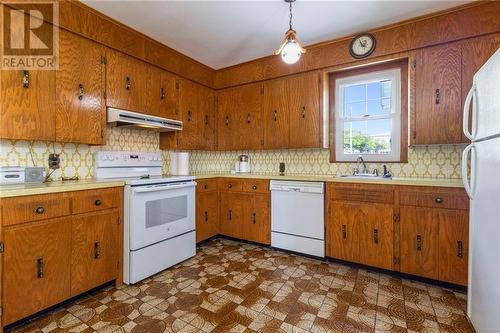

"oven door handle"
[132,181,197,193]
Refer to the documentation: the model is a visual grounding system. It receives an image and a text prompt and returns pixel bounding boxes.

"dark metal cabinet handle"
[273,110,278,121]
[94,241,101,259]
[435,197,443,204]
[160,87,165,100]
[252,213,256,224]
[457,240,463,258]
[301,106,306,118]
[78,84,85,100]
[435,89,440,104]
[416,235,422,251]
[36,257,44,278]
[204,114,209,125]
[94,199,102,206]
[342,225,347,240]
[225,116,229,126]
[35,206,45,214]
[204,211,208,222]
[252,185,257,190]
[125,76,131,90]
[204,184,208,190]
[22,70,30,88]
[228,184,232,189]
[373,229,379,244]
[247,113,251,124]
[228,210,232,220]
[187,111,192,122]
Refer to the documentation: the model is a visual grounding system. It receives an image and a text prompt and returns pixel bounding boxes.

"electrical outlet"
[48,153,60,170]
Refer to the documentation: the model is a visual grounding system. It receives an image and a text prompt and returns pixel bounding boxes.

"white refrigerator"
[462,48,500,333]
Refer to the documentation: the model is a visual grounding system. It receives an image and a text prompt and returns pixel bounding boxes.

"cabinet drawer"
[219,179,243,192]
[2,193,71,227]
[243,179,269,193]
[328,183,394,204]
[399,189,469,210]
[72,187,121,214]
[196,179,218,193]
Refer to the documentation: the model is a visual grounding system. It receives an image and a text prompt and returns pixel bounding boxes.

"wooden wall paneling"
[414,43,462,144]
[461,33,500,141]
[56,30,106,145]
[288,72,322,148]
[214,2,500,89]
[263,77,290,149]
[3,218,72,325]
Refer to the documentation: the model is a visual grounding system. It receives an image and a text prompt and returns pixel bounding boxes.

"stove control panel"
[95,151,163,167]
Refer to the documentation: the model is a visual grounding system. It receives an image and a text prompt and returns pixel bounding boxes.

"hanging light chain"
[289,1,293,30]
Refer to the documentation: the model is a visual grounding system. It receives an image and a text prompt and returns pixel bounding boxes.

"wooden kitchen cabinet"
[327,202,360,263]
[219,192,246,239]
[196,180,219,243]
[414,43,462,144]
[146,66,178,119]
[3,218,72,325]
[263,78,289,149]
[71,210,119,295]
[217,83,263,150]
[0,68,55,141]
[243,194,270,244]
[56,30,106,145]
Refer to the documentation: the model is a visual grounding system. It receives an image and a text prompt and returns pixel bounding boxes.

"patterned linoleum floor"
[10,239,473,333]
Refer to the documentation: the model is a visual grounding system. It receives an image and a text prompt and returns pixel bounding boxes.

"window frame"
[328,60,409,163]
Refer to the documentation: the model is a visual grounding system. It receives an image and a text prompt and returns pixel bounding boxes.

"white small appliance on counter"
[0,166,45,184]
[95,151,196,284]
[270,180,325,257]
[233,154,251,173]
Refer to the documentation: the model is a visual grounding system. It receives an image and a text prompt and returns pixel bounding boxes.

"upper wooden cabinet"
[217,83,263,150]
[262,72,321,149]
[146,67,178,119]
[0,69,55,141]
[56,31,106,145]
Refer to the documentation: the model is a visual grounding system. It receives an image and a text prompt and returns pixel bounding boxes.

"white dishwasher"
[270,180,325,257]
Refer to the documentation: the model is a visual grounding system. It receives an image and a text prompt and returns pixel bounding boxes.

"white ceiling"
[83,0,469,69]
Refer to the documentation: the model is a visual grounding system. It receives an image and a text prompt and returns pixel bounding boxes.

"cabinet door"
[217,89,239,150]
[220,192,245,239]
[196,192,219,243]
[71,210,119,296]
[106,50,147,113]
[438,210,468,285]
[288,72,321,148]
[146,66,178,119]
[178,79,215,150]
[263,79,289,149]
[245,194,270,244]
[357,204,394,270]
[56,30,105,145]
[414,43,462,144]
[461,34,500,142]
[3,219,71,325]
[400,207,439,279]
[1,69,55,141]
[327,202,360,263]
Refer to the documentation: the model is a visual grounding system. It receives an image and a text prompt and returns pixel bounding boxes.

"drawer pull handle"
[301,106,306,118]
[78,83,85,100]
[416,235,422,251]
[160,87,165,100]
[252,212,256,224]
[435,197,443,204]
[94,199,102,206]
[22,70,30,88]
[35,206,45,214]
[125,76,131,90]
[435,88,440,104]
[94,241,101,259]
[342,224,347,240]
[252,185,257,190]
[225,116,229,126]
[457,240,463,258]
[228,209,232,220]
[204,114,209,125]
[204,185,208,190]
[373,229,379,244]
[228,184,232,189]
[273,110,278,121]
[187,110,192,122]
[204,211,208,222]
[36,257,44,278]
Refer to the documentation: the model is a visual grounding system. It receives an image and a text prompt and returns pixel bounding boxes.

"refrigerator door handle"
[462,143,476,199]
[463,85,477,141]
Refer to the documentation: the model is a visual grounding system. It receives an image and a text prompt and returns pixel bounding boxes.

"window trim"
[328,59,409,163]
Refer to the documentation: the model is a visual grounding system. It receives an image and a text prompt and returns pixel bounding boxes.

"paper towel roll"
[169,152,178,175]
[177,152,190,175]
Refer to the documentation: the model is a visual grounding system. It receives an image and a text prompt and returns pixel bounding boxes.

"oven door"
[129,181,196,251]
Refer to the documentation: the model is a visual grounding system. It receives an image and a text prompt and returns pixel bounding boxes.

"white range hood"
[107,107,182,132]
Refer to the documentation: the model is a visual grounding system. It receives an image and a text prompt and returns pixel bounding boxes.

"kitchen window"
[329,60,408,162]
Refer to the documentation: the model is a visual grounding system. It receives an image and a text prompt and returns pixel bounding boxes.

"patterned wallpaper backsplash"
[0,126,465,180]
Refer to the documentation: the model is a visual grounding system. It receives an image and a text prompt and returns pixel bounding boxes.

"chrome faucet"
[356,156,367,175]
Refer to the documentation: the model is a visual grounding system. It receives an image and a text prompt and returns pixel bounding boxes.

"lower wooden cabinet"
[220,192,247,239]
[3,218,72,325]
[71,210,120,296]
[196,190,219,243]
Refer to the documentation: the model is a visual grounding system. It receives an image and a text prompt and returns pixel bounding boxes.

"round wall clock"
[349,33,376,59]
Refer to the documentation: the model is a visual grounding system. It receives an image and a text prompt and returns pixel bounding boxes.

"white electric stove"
[95,151,196,284]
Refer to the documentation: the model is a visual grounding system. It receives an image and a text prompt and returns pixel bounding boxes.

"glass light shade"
[280,40,301,64]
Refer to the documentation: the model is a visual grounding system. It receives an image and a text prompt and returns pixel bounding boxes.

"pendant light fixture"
[274,0,305,65]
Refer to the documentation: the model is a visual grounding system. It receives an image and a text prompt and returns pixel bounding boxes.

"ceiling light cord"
[289,1,293,31]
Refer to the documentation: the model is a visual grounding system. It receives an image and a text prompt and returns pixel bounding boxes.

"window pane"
[367,98,391,116]
[343,119,392,154]
[344,84,365,102]
[343,101,366,117]
[367,82,381,99]
[381,80,392,98]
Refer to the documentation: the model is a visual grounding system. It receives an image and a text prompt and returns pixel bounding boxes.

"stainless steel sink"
[338,174,392,180]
